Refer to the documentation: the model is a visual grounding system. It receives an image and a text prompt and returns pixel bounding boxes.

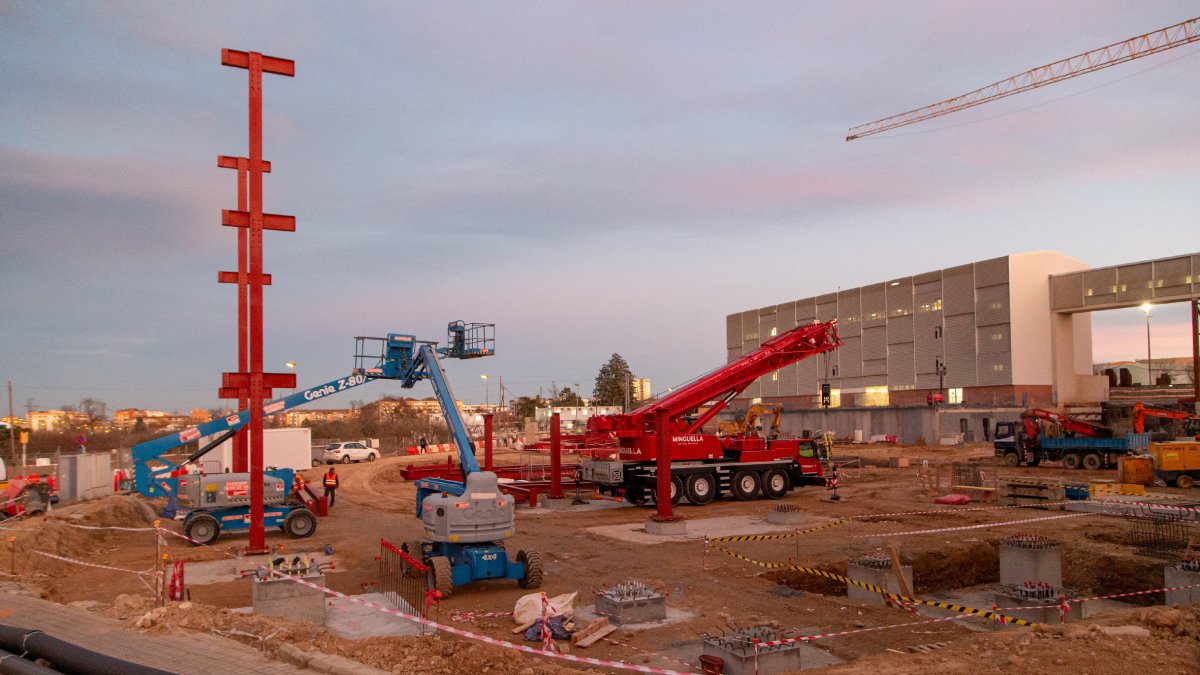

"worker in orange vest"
[293,473,307,499]
[322,466,340,508]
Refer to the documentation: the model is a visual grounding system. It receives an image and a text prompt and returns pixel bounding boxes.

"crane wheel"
[184,514,220,546]
[430,556,453,597]
[284,508,317,538]
[732,471,761,501]
[762,469,790,499]
[517,549,543,589]
[685,473,717,505]
[1002,452,1020,467]
[1062,453,1082,470]
[1082,453,1102,471]
[1176,475,1195,490]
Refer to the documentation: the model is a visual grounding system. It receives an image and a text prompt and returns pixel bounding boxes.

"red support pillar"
[1192,299,1199,414]
[653,409,675,521]
[484,414,494,472]
[549,413,563,499]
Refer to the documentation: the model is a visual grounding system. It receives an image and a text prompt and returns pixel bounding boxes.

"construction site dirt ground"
[4,442,1200,674]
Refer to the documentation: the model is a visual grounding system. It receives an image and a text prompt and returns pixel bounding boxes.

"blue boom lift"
[354,322,541,596]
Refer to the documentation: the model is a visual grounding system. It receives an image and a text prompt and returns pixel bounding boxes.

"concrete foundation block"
[1165,565,1200,606]
[846,561,913,606]
[993,589,1081,626]
[644,517,687,535]
[999,537,1062,588]
[252,573,326,623]
[703,627,805,675]
[595,593,666,624]
[765,506,810,525]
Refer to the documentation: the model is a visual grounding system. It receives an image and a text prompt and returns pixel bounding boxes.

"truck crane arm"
[1021,408,1113,439]
[1132,401,1200,435]
[590,320,841,438]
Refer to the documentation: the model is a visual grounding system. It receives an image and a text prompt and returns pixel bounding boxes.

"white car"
[321,441,377,464]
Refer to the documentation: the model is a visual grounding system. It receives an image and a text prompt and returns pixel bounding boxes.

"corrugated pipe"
[0,647,59,675]
[0,625,173,675]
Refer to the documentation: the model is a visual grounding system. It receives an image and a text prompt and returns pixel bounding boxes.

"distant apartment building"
[28,410,89,432]
[535,405,623,432]
[278,408,356,426]
[111,408,188,430]
[632,378,653,403]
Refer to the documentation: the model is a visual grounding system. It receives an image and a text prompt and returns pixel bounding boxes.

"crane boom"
[847,16,1200,141]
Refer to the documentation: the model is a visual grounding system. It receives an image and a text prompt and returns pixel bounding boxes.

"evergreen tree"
[593,354,634,409]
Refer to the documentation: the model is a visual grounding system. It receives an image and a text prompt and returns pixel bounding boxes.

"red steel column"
[1193,299,1199,413]
[483,414,494,471]
[549,413,563,498]
[653,409,674,521]
[220,49,295,553]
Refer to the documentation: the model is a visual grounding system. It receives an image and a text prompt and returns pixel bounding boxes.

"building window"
[828,389,841,408]
[831,365,839,377]
[992,364,1005,372]
[1086,288,1094,297]
[751,397,762,405]
[771,371,779,381]
[948,387,963,404]
[863,386,889,407]
[745,331,759,341]
[988,301,1003,310]
[991,332,1004,341]
[770,327,778,337]
[934,326,942,339]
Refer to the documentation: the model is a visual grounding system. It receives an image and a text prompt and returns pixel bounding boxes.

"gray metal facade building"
[726,251,1091,409]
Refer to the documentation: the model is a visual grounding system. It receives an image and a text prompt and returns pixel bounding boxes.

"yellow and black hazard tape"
[708,542,1037,627]
[708,519,848,543]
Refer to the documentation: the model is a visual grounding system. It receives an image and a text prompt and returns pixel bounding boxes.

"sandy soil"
[4,442,1199,674]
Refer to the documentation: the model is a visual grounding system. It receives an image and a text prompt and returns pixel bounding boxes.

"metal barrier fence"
[379,539,433,635]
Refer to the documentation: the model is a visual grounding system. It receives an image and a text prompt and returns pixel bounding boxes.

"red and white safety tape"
[273,573,695,674]
[851,512,1090,538]
[1067,581,1200,605]
[61,523,158,532]
[32,550,154,576]
[1093,500,1200,516]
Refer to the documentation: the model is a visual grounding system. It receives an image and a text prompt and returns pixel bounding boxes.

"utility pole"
[624,373,631,413]
[7,381,14,465]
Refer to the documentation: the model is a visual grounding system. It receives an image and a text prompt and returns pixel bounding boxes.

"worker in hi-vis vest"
[323,466,340,508]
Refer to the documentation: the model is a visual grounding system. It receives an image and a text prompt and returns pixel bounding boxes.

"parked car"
[321,441,377,464]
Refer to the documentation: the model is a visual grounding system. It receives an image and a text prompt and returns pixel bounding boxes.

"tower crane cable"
[846,16,1200,141]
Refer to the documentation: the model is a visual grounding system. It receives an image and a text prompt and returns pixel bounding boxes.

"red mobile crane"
[580,320,841,505]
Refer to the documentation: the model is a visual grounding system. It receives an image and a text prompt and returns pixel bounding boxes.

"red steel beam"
[549,413,563,499]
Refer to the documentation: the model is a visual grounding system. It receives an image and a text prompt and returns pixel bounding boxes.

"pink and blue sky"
[2,2,1198,412]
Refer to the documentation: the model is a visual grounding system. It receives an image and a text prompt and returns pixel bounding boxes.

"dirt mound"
[5,495,158,567]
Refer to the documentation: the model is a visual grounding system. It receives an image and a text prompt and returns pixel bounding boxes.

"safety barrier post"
[484,414,494,471]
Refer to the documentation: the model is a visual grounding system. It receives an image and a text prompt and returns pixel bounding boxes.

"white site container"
[199,427,313,473]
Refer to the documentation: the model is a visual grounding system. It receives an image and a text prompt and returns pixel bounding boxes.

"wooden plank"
[885,545,912,597]
[574,623,618,648]
[511,620,536,635]
[571,617,609,645]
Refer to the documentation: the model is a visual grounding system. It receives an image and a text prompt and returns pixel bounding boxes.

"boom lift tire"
[184,514,220,546]
[1082,453,1102,471]
[431,556,453,597]
[685,473,717,505]
[1176,475,1195,489]
[762,469,790,499]
[1002,452,1020,467]
[517,549,543,589]
[284,508,317,538]
[732,470,761,501]
[1062,453,1082,470]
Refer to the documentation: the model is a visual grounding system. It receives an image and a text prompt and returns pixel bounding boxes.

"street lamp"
[286,361,297,395]
[1141,303,1153,387]
[481,373,489,408]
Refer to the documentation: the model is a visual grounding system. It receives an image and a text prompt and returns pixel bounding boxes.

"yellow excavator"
[718,403,783,439]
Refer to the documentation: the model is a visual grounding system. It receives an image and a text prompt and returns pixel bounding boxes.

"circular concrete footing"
[765,509,810,525]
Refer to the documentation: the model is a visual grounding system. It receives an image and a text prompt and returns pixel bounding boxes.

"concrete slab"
[586,514,834,544]
[324,592,425,639]
[645,517,688,536]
